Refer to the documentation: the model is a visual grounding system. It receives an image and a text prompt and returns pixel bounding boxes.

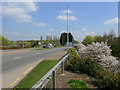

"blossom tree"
[77,42,119,72]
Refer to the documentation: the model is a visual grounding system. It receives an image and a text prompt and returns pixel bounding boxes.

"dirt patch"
[44,51,67,60]
[45,68,97,88]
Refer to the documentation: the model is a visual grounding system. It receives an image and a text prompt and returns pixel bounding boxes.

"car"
[43,45,46,48]
[47,44,53,48]
[53,44,56,47]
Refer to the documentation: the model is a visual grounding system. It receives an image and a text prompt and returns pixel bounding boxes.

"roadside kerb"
[31,54,69,89]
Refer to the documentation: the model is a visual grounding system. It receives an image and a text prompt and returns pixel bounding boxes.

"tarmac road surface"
[2,47,66,88]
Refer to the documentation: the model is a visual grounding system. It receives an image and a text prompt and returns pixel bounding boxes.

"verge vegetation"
[68,80,89,88]
[15,60,59,88]
[65,48,120,88]
[35,46,62,50]
[82,30,120,60]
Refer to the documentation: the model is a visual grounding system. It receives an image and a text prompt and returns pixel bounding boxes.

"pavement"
[2,47,67,88]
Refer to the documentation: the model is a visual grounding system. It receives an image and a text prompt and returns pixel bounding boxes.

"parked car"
[43,45,47,48]
[43,44,54,48]
[47,44,53,48]
[53,44,56,47]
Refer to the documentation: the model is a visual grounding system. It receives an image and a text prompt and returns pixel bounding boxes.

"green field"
[15,60,59,88]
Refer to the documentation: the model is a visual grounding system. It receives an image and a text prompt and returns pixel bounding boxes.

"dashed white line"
[14,57,21,59]
[36,53,40,55]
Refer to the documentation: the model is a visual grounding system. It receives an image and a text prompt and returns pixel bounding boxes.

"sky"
[1,2,118,42]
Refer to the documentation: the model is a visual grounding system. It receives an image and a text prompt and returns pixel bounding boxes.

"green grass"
[68,80,89,89]
[15,60,59,88]
[64,49,67,51]
[35,46,62,50]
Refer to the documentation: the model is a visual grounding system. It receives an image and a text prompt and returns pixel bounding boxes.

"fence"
[31,54,69,89]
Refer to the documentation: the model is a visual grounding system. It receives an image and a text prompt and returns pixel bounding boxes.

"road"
[2,47,66,88]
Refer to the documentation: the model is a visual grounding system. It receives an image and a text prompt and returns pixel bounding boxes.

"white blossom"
[77,42,119,72]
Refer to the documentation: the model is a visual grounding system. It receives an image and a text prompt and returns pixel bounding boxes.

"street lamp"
[67,0,69,53]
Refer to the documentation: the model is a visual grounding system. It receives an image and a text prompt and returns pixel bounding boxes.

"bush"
[78,42,119,72]
[82,35,94,45]
[0,35,9,47]
[66,49,120,88]
[111,45,120,60]
[74,45,79,51]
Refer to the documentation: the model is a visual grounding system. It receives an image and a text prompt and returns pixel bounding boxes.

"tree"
[0,35,9,47]
[94,35,103,43]
[46,36,49,44]
[88,30,120,60]
[50,36,52,43]
[108,30,116,39]
[60,32,74,46]
[40,36,43,43]
[74,40,79,44]
[82,35,94,45]
[53,36,56,41]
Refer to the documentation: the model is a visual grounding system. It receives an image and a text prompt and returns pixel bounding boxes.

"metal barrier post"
[32,54,69,89]
[52,70,56,89]
[66,54,69,64]
[61,61,64,74]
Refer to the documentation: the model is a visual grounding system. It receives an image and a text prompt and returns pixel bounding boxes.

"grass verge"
[68,80,89,88]
[35,46,62,50]
[15,60,59,88]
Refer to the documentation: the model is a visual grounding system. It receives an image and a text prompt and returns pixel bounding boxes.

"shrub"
[66,49,120,88]
[111,45,120,60]
[78,42,119,72]
[82,35,94,45]
[74,45,79,51]
[0,35,10,47]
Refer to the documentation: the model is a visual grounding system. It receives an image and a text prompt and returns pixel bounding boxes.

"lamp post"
[67,0,69,53]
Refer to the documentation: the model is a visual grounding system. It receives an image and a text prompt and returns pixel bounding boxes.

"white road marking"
[36,53,40,55]
[14,57,21,59]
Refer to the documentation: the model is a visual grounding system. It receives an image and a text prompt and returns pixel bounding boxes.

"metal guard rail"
[31,54,69,89]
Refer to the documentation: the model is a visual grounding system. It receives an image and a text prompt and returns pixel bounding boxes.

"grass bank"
[35,46,62,50]
[15,60,59,88]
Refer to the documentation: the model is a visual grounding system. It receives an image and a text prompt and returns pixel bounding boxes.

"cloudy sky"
[1,2,118,42]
